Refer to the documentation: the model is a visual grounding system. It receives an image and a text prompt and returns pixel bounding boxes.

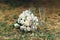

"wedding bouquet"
[14,10,39,31]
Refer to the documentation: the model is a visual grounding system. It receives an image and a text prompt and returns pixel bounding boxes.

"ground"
[0,4,60,40]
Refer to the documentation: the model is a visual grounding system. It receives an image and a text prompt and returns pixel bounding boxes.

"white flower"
[36,23,39,25]
[31,25,37,30]
[14,23,20,28]
[24,19,31,26]
[19,12,26,19]
[14,23,19,27]
[34,17,38,22]
[20,25,26,30]
[18,17,25,24]
[27,16,31,20]
[26,27,31,31]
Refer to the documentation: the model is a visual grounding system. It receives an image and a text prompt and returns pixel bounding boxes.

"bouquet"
[14,10,39,31]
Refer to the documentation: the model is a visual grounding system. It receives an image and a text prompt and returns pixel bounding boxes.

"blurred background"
[0,0,60,40]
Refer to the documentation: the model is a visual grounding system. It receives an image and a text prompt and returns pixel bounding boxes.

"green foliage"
[11,38,17,40]
[9,23,14,29]
[0,21,7,27]
[13,14,18,19]
[45,33,55,40]
[4,23,14,32]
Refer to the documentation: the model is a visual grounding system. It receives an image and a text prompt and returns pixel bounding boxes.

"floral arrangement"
[14,10,39,31]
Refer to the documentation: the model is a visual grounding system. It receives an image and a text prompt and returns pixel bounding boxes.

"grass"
[4,15,9,21]
[0,21,7,27]
[58,20,60,22]
[11,38,17,40]
[0,4,60,40]
[13,14,18,19]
